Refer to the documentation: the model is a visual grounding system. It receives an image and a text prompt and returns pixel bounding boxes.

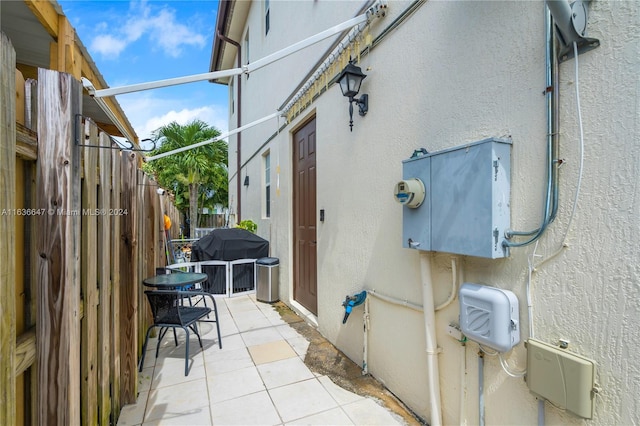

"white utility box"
[526,339,597,419]
[459,282,520,352]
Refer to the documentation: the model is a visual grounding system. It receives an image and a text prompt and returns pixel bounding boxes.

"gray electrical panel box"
[399,137,511,258]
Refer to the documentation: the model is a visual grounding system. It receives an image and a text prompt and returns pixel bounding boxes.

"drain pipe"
[478,351,485,426]
[216,29,243,222]
[363,297,370,374]
[420,252,443,426]
[362,288,423,375]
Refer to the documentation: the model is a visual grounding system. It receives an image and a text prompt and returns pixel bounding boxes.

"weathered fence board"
[110,148,122,420]
[119,151,138,406]
[15,328,36,376]
[36,68,82,425]
[97,131,112,425]
[137,171,149,352]
[0,30,17,426]
[80,120,99,425]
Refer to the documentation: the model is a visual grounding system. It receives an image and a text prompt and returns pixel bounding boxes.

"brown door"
[293,117,317,314]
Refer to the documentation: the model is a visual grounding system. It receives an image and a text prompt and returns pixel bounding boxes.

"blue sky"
[58,0,229,143]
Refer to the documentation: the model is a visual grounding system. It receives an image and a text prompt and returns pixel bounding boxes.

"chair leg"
[157,327,170,358]
[183,327,190,376]
[198,294,222,348]
[190,323,204,349]
[210,296,223,349]
[139,326,154,372]
[200,295,211,318]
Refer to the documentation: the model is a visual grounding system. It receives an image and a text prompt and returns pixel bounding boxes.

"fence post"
[97,131,112,425]
[110,149,122,420]
[80,120,98,424]
[35,68,82,425]
[119,151,138,405]
[0,30,17,426]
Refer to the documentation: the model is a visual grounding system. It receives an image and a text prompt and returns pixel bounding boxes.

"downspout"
[420,252,443,426]
[217,30,243,222]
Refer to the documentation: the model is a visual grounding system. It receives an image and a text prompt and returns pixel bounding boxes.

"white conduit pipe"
[420,252,443,426]
[435,256,459,311]
[363,254,448,425]
[479,353,485,426]
[366,289,424,312]
[361,288,422,376]
[363,297,370,375]
[459,343,467,426]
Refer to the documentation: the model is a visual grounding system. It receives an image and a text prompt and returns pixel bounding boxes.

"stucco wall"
[228,0,363,223]
[228,1,640,424]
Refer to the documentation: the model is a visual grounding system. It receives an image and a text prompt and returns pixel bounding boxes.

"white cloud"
[119,93,228,141]
[91,34,127,56]
[143,106,227,138]
[91,1,207,59]
[148,9,207,57]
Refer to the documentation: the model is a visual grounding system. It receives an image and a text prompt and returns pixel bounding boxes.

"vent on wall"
[459,283,520,352]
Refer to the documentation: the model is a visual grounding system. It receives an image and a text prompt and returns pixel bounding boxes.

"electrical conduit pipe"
[420,252,443,426]
[362,254,455,424]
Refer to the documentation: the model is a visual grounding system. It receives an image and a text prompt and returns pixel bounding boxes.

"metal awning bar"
[245,14,369,74]
[80,0,388,160]
[87,91,138,143]
[83,0,387,99]
[145,112,280,162]
[84,68,243,98]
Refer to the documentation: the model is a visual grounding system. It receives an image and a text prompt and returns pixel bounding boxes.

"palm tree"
[144,120,228,237]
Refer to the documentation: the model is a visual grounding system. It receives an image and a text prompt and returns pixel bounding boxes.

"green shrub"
[235,219,257,233]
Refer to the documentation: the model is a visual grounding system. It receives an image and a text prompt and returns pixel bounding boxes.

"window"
[264,151,271,218]
[265,0,270,35]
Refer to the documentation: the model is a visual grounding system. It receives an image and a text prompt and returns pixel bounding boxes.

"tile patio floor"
[117,294,406,426]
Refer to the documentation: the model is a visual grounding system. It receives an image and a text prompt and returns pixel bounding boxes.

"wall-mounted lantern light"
[336,60,368,131]
[244,176,250,187]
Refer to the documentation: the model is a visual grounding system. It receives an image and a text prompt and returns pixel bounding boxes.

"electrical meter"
[394,178,426,208]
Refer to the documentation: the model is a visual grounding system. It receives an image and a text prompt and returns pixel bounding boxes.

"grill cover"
[191,228,269,261]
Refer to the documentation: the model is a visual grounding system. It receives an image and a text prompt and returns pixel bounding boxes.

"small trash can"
[256,257,279,303]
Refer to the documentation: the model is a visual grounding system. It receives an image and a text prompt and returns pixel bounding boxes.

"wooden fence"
[1,32,180,425]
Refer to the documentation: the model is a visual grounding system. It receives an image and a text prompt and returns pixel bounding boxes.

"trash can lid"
[257,257,279,265]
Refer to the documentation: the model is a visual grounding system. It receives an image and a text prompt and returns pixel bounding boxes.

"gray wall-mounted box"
[400,138,511,259]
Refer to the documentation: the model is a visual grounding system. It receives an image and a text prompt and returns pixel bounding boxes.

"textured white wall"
[227,0,640,424]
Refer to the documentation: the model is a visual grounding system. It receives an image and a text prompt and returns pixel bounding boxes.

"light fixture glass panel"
[339,77,350,97]
[348,74,362,94]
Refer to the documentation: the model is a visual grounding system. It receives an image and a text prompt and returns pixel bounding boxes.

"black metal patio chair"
[166,262,223,349]
[139,290,211,376]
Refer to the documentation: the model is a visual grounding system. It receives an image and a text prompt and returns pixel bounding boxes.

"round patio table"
[142,272,207,289]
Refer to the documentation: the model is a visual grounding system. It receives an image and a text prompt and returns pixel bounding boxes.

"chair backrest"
[145,290,182,325]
